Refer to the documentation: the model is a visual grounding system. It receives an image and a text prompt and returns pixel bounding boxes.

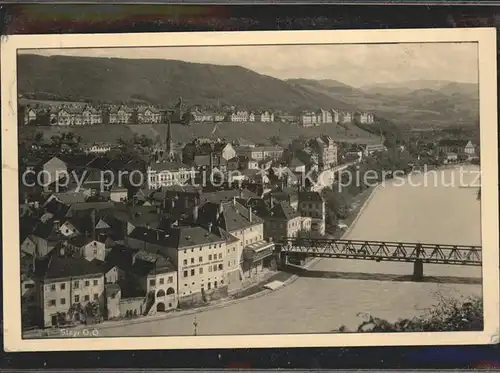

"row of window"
[47,279,99,292]
[48,293,98,307]
[182,243,223,254]
[183,253,223,266]
[149,276,174,287]
[183,263,223,277]
[181,279,223,295]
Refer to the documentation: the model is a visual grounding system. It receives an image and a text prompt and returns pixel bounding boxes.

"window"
[208,266,212,272]
[214,281,218,288]
[190,269,195,276]
[183,270,188,277]
[168,276,173,283]
[50,284,56,291]
[191,249,194,252]
[192,282,195,285]
[199,267,203,274]
[150,279,156,286]
[93,249,97,255]
[183,259,187,265]
[49,299,56,307]
[199,256,203,263]
[218,253,222,259]
[84,280,90,287]
[94,293,98,300]
[213,265,217,272]
[191,258,194,264]
[207,282,211,290]
[208,254,212,261]
[93,279,98,286]
[74,281,79,289]
[159,278,164,285]
[218,264,223,271]
[228,261,230,267]
[74,295,80,303]
[60,283,66,290]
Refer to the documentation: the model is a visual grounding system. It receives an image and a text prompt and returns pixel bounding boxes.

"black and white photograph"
[2,29,499,351]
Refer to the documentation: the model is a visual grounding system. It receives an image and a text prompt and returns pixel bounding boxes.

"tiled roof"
[35,255,104,280]
[198,200,263,232]
[200,189,257,205]
[128,225,225,251]
[68,235,96,248]
[269,201,299,220]
[299,191,324,203]
[50,192,87,205]
[149,161,191,171]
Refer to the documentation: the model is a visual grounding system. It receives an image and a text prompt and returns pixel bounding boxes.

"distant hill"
[18,54,349,113]
[291,79,479,128]
[361,80,478,97]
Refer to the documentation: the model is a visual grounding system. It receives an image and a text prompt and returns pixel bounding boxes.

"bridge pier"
[412,259,424,282]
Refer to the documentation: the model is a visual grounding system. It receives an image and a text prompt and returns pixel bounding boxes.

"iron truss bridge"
[278,238,482,266]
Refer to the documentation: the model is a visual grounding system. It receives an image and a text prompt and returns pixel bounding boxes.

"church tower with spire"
[164,118,174,161]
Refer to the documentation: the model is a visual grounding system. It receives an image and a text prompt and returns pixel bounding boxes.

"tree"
[84,301,99,318]
[269,135,281,146]
[342,296,483,333]
[34,132,44,143]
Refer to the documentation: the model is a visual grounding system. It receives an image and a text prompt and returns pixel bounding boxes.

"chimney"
[233,196,236,206]
[193,205,199,222]
[249,207,253,223]
[208,222,213,233]
[156,229,159,242]
[270,197,274,209]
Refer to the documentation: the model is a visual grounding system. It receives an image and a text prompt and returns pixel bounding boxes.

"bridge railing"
[278,237,482,266]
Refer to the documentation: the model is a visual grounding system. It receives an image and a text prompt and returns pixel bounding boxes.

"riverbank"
[23,183,382,338]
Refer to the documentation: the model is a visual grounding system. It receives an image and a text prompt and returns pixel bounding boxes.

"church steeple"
[165,118,174,161]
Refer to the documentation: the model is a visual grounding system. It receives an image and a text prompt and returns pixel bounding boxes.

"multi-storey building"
[198,199,274,283]
[354,112,374,125]
[82,106,102,125]
[227,110,249,122]
[33,252,105,327]
[320,109,333,124]
[147,161,196,189]
[299,111,321,127]
[255,111,274,122]
[312,135,338,170]
[137,107,162,124]
[127,225,230,306]
[298,191,325,237]
[340,112,353,124]
[330,109,340,123]
[234,145,284,161]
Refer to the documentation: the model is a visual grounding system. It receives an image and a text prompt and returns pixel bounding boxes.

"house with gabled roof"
[33,251,105,327]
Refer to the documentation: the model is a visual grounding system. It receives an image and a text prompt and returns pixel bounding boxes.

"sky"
[22,42,478,88]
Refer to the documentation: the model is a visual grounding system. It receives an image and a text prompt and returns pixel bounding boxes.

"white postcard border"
[2,29,499,351]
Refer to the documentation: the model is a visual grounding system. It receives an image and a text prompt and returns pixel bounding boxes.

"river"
[97,165,482,336]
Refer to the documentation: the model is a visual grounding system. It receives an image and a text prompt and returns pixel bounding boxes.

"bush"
[336,295,483,333]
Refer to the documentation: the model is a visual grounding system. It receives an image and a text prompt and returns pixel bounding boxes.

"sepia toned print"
[1,29,499,351]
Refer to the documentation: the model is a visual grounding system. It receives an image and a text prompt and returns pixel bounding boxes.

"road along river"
[97,165,482,336]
